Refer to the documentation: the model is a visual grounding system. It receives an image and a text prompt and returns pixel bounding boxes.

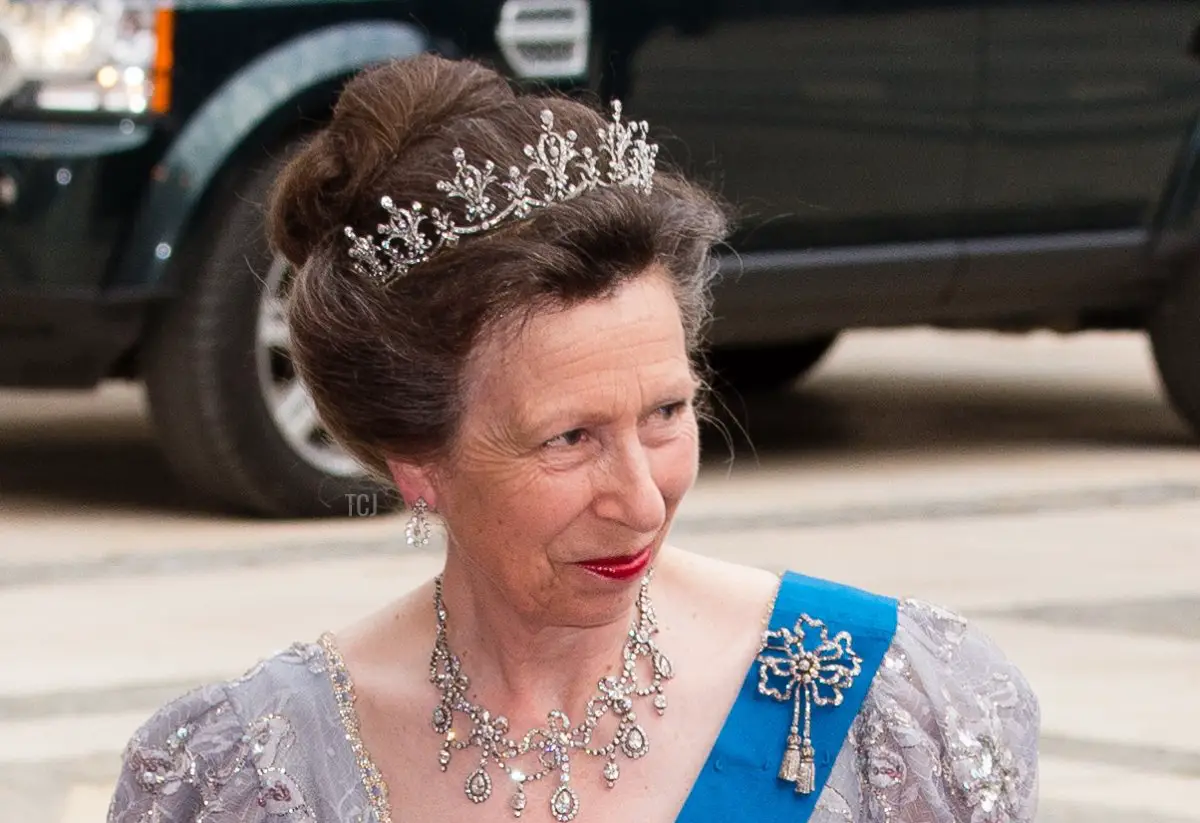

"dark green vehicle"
[2,0,1199,518]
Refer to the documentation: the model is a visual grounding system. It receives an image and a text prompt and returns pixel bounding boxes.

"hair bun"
[268,54,515,268]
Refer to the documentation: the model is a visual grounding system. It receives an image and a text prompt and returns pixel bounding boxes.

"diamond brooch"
[756,614,862,794]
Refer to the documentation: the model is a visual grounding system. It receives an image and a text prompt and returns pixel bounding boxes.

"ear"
[385,457,441,511]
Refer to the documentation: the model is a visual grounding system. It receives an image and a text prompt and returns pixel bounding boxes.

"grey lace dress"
[106,598,1040,823]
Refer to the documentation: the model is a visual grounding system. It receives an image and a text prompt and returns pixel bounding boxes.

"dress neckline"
[318,632,395,823]
[315,572,783,823]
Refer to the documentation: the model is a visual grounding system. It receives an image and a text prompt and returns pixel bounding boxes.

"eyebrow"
[522,380,699,435]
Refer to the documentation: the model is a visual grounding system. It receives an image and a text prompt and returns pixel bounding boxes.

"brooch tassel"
[793,742,816,795]
[777,733,803,783]
[778,725,817,794]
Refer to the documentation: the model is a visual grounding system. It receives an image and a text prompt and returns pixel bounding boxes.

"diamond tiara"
[343,100,659,284]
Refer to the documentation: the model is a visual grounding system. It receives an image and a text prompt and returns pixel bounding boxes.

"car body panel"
[0,122,157,293]
[602,1,981,345]
[968,1,1200,237]
[944,0,1200,318]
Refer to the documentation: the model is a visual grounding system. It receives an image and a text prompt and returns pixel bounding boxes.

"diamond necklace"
[429,570,674,821]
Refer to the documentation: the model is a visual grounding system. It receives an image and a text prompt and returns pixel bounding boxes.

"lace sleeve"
[828,599,1040,823]
[107,682,268,823]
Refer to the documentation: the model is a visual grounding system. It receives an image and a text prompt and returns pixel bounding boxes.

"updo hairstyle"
[267,54,728,481]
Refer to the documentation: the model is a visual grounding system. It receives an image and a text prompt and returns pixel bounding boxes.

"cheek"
[439,456,537,540]
[464,462,597,544]
[652,426,700,504]
[521,473,596,528]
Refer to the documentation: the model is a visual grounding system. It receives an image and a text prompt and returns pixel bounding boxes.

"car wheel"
[142,142,396,518]
[708,335,840,396]
[1149,256,1200,441]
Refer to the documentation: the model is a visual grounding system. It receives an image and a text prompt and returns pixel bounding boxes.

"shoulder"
[107,640,343,823]
[655,548,781,633]
[883,596,1039,720]
[766,571,1035,705]
[761,572,1039,743]
[847,597,1041,823]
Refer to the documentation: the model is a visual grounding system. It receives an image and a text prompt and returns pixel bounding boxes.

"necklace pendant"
[619,724,649,759]
[549,785,580,822]
[603,760,620,787]
[653,651,674,680]
[465,767,492,803]
[509,785,527,818]
[432,704,453,734]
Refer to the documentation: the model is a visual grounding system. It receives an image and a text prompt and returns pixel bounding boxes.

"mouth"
[575,545,653,581]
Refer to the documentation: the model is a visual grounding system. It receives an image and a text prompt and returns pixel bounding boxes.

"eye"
[544,428,588,448]
[653,401,689,421]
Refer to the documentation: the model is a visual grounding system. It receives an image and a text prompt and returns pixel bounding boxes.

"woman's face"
[433,268,701,627]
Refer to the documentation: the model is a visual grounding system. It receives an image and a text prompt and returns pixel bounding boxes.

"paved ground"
[2,328,1198,822]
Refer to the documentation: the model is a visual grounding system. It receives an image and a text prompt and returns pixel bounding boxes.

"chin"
[545,575,641,624]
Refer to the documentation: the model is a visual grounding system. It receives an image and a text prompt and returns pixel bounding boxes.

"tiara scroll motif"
[343,100,660,284]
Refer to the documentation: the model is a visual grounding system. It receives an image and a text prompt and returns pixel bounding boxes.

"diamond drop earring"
[405,497,432,547]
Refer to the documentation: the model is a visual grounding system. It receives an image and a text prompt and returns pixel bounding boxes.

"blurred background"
[2,1,1199,822]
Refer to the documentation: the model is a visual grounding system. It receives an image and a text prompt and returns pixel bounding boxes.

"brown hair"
[267,54,728,480]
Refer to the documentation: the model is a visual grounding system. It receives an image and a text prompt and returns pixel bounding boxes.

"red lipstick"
[576,546,652,581]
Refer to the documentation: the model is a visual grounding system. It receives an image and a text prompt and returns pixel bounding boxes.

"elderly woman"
[108,55,1039,823]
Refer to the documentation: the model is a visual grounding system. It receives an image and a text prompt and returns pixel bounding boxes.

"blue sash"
[676,571,898,822]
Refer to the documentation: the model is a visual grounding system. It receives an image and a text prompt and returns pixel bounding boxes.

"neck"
[434,558,644,723]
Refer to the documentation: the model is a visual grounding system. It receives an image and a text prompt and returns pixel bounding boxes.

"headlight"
[0,0,172,115]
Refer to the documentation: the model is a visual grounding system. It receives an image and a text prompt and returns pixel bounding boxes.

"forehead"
[464,272,693,423]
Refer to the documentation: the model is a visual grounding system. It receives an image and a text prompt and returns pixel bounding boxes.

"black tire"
[142,141,394,518]
[1149,257,1200,440]
[708,335,840,396]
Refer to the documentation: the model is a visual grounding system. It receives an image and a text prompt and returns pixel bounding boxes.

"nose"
[592,437,667,534]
